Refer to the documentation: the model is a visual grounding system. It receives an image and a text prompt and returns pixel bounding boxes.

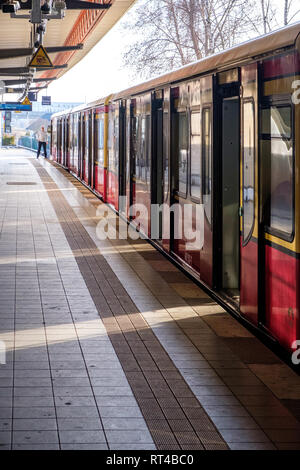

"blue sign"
[42,96,51,105]
[0,102,32,111]
[28,92,37,102]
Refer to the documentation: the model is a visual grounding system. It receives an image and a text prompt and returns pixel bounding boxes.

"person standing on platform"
[36,126,48,159]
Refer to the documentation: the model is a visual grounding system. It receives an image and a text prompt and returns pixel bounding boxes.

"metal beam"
[5,86,48,93]
[0,72,31,76]
[0,64,68,76]
[34,64,68,71]
[29,86,48,91]
[0,48,33,60]
[0,45,83,60]
[0,0,111,9]
[4,77,57,85]
[47,44,83,53]
[65,0,111,10]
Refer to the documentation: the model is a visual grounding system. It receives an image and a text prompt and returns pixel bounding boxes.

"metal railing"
[18,136,50,154]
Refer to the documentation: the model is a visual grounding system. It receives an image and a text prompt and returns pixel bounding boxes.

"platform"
[0,148,300,450]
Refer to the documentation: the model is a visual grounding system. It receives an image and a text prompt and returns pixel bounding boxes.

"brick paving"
[0,148,300,450]
[31,156,226,451]
[0,150,153,450]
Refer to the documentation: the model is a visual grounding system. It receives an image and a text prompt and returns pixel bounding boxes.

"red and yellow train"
[51,23,300,356]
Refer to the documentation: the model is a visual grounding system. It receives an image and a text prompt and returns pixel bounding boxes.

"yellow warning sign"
[28,45,53,68]
[22,96,32,106]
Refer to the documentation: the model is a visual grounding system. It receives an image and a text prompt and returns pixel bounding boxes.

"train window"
[190,112,201,200]
[108,116,115,172]
[178,112,188,196]
[140,116,146,181]
[202,107,212,224]
[131,115,138,179]
[261,104,294,237]
[243,100,255,243]
[108,117,113,150]
[262,106,291,139]
[163,106,169,202]
[98,119,104,150]
[85,118,89,156]
[114,116,119,173]
[135,115,141,180]
[98,118,104,164]
[73,115,78,169]
[145,114,151,184]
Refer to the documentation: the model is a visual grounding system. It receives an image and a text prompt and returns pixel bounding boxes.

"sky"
[47,2,142,104]
[45,0,300,104]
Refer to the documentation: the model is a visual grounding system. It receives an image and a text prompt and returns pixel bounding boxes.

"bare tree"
[122,0,257,79]
[260,0,276,33]
[121,0,300,79]
[248,0,300,33]
[283,0,300,25]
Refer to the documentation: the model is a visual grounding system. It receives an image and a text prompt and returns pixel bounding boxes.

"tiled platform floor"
[0,148,300,450]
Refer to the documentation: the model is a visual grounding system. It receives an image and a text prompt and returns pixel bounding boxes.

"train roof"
[52,21,300,118]
[113,22,300,99]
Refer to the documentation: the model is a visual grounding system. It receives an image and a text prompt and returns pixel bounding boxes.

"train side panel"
[94,105,107,200]
[260,50,300,350]
[107,102,119,211]
[49,25,300,358]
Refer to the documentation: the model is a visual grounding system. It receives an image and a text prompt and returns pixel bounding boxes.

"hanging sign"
[28,45,53,68]
[22,96,32,106]
[42,96,51,105]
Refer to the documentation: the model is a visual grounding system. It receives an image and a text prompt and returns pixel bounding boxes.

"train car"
[51,23,300,355]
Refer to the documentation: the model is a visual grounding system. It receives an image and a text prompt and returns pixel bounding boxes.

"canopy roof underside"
[0,0,135,92]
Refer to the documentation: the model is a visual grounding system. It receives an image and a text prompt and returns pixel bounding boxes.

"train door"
[63,118,66,167]
[88,111,93,187]
[216,70,241,302]
[151,90,164,243]
[83,112,89,184]
[170,85,189,264]
[57,119,61,163]
[66,118,70,168]
[239,64,259,326]
[73,114,78,175]
[65,118,68,166]
[113,106,120,211]
[125,101,132,218]
[222,97,240,299]
[79,113,84,179]
[82,112,89,183]
[59,119,63,164]
[170,82,202,273]
[60,120,63,164]
[79,113,83,177]
[130,99,137,213]
[63,118,70,167]
[92,111,98,190]
[119,100,127,214]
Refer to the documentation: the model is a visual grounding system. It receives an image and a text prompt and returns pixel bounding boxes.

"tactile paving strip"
[30,159,228,451]
[45,159,300,450]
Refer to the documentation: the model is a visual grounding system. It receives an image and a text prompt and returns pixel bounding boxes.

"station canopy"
[0,0,136,96]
